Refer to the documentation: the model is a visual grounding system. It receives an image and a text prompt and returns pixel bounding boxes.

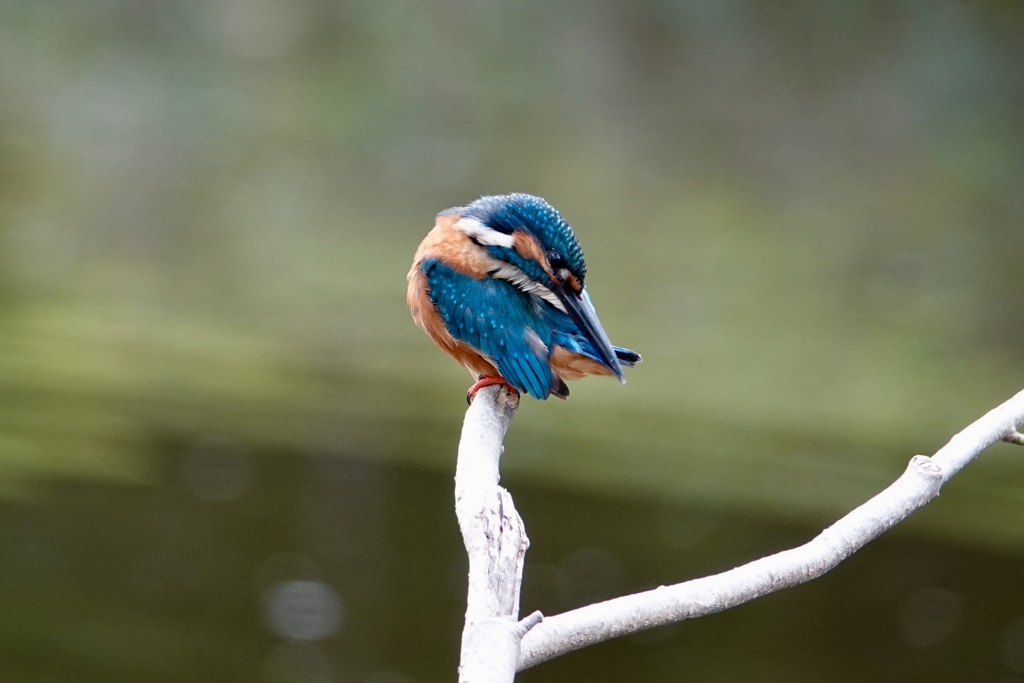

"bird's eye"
[546,250,566,269]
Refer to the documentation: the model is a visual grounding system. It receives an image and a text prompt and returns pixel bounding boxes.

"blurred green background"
[1,1,1023,681]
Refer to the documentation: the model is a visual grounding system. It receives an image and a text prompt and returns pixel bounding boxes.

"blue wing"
[423,260,555,399]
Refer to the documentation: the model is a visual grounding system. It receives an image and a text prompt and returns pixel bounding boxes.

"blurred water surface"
[1,1,1023,681]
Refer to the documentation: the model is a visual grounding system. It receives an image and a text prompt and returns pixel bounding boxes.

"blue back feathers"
[423,259,556,399]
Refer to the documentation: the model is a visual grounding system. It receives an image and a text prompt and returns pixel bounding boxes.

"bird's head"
[448,193,624,380]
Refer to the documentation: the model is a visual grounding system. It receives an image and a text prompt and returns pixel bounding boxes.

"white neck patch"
[491,264,567,313]
[452,217,515,248]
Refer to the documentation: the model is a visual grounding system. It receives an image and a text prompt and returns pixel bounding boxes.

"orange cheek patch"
[512,230,551,275]
[564,273,582,293]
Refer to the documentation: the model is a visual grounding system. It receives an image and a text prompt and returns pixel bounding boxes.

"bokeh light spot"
[265,580,344,642]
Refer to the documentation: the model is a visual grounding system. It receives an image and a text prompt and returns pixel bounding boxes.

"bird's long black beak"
[552,282,625,382]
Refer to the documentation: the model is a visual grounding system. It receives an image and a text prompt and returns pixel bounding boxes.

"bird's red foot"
[467,375,519,404]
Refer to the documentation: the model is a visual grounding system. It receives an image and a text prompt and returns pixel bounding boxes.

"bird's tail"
[613,346,641,367]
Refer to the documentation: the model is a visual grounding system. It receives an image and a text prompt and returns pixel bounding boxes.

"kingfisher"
[407,193,640,401]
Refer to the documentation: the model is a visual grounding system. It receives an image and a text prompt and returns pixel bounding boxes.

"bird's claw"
[467,375,519,405]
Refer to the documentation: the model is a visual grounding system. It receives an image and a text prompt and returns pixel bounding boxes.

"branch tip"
[1004,431,1024,445]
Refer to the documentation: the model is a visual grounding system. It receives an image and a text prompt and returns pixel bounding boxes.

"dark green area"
[0,1,1023,681]
[4,451,1024,682]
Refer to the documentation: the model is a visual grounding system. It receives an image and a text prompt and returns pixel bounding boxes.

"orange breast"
[407,216,500,378]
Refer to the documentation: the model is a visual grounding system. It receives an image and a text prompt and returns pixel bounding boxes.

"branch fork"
[452,386,1024,680]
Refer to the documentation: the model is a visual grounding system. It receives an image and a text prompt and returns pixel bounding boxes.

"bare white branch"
[455,385,527,683]
[451,383,1024,678]
[516,386,1024,670]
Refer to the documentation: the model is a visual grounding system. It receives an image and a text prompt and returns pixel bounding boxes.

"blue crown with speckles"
[463,193,587,282]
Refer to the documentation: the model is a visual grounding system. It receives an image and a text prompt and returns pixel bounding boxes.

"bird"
[407,193,640,401]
